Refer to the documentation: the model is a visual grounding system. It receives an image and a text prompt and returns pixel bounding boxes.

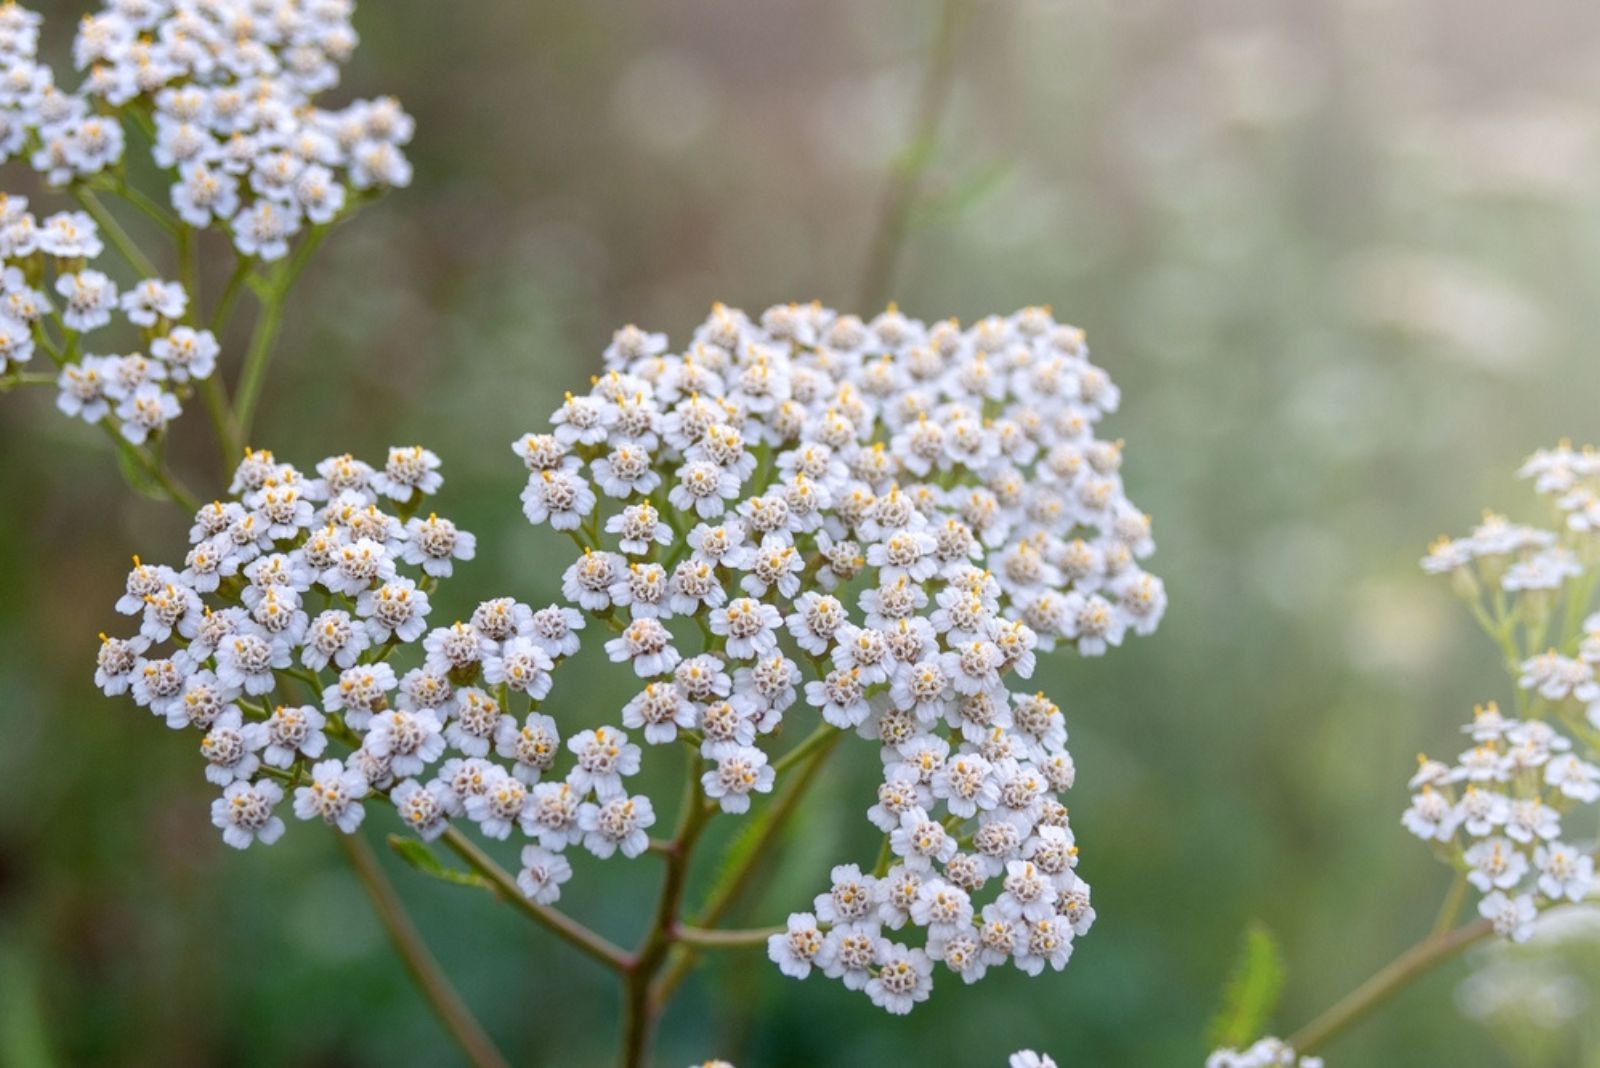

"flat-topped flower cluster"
[1,0,411,447]
[96,444,719,900]
[93,448,636,900]
[2,200,218,442]
[514,302,1166,1012]
[1206,1038,1322,1068]
[1407,442,1600,941]
[3,1,412,258]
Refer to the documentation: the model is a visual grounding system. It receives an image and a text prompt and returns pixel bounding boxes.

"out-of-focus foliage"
[3,0,1600,1065]
[1208,922,1287,1052]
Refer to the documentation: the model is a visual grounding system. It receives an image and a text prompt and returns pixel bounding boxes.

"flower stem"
[71,187,161,279]
[232,225,329,443]
[649,728,843,1012]
[619,752,714,1068]
[1430,872,1468,937]
[209,256,253,334]
[856,0,968,310]
[174,224,241,463]
[672,924,784,949]
[96,416,201,512]
[438,826,633,972]
[114,181,180,236]
[335,831,510,1068]
[697,728,842,930]
[1285,919,1492,1055]
[770,724,842,778]
[0,372,57,389]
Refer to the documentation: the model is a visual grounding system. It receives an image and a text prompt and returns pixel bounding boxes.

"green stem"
[209,256,252,333]
[1561,570,1598,655]
[1430,872,1468,938]
[619,752,714,1068]
[871,833,894,878]
[97,417,201,512]
[71,187,161,278]
[0,372,57,389]
[672,924,784,949]
[1285,920,1492,1055]
[770,723,841,778]
[855,0,968,310]
[438,827,632,972]
[650,728,843,1011]
[114,181,180,236]
[335,832,510,1068]
[176,224,200,307]
[174,225,241,463]
[201,374,241,464]
[232,226,328,441]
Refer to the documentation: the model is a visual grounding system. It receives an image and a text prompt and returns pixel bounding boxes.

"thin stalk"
[871,833,894,878]
[233,226,328,440]
[650,729,843,1011]
[115,181,180,236]
[856,0,968,311]
[200,375,240,463]
[696,730,842,930]
[96,417,201,512]
[230,284,284,444]
[439,826,632,972]
[176,224,200,307]
[1430,872,1468,938]
[336,832,510,1068]
[672,925,784,949]
[209,256,252,333]
[619,752,714,1068]
[175,225,240,461]
[0,372,57,389]
[71,187,161,278]
[769,723,841,778]
[1285,919,1492,1055]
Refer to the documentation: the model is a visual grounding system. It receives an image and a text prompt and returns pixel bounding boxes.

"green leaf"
[1206,920,1286,1051]
[115,443,168,502]
[703,788,780,908]
[387,835,491,890]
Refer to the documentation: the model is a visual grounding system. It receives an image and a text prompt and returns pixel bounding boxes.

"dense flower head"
[1206,1038,1322,1068]
[1,2,411,257]
[1408,442,1600,942]
[1008,1054,1059,1068]
[1,2,411,445]
[93,448,591,856]
[517,302,1166,1011]
[0,199,217,440]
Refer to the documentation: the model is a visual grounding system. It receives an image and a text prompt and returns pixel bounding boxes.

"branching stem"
[233,225,329,441]
[856,0,968,310]
[71,186,161,278]
[1285,919,1493,1055]
[336,832,511,1068]
[439,826,633,972]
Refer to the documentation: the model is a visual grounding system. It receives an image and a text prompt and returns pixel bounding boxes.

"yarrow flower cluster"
[1008,1054,1060,1068]
[2,2,412,258]
[0,198,218,441]
[515,302,1166,1013]
[1407,441,1600,942]
[0,1,411,448]
[90,449,619,864]
[1206,1038,1322,1068]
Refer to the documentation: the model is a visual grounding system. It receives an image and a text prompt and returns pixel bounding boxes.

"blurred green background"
[4,1,1600,1065]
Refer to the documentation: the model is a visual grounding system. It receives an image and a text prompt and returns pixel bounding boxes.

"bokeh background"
[4,0,1600,1065]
